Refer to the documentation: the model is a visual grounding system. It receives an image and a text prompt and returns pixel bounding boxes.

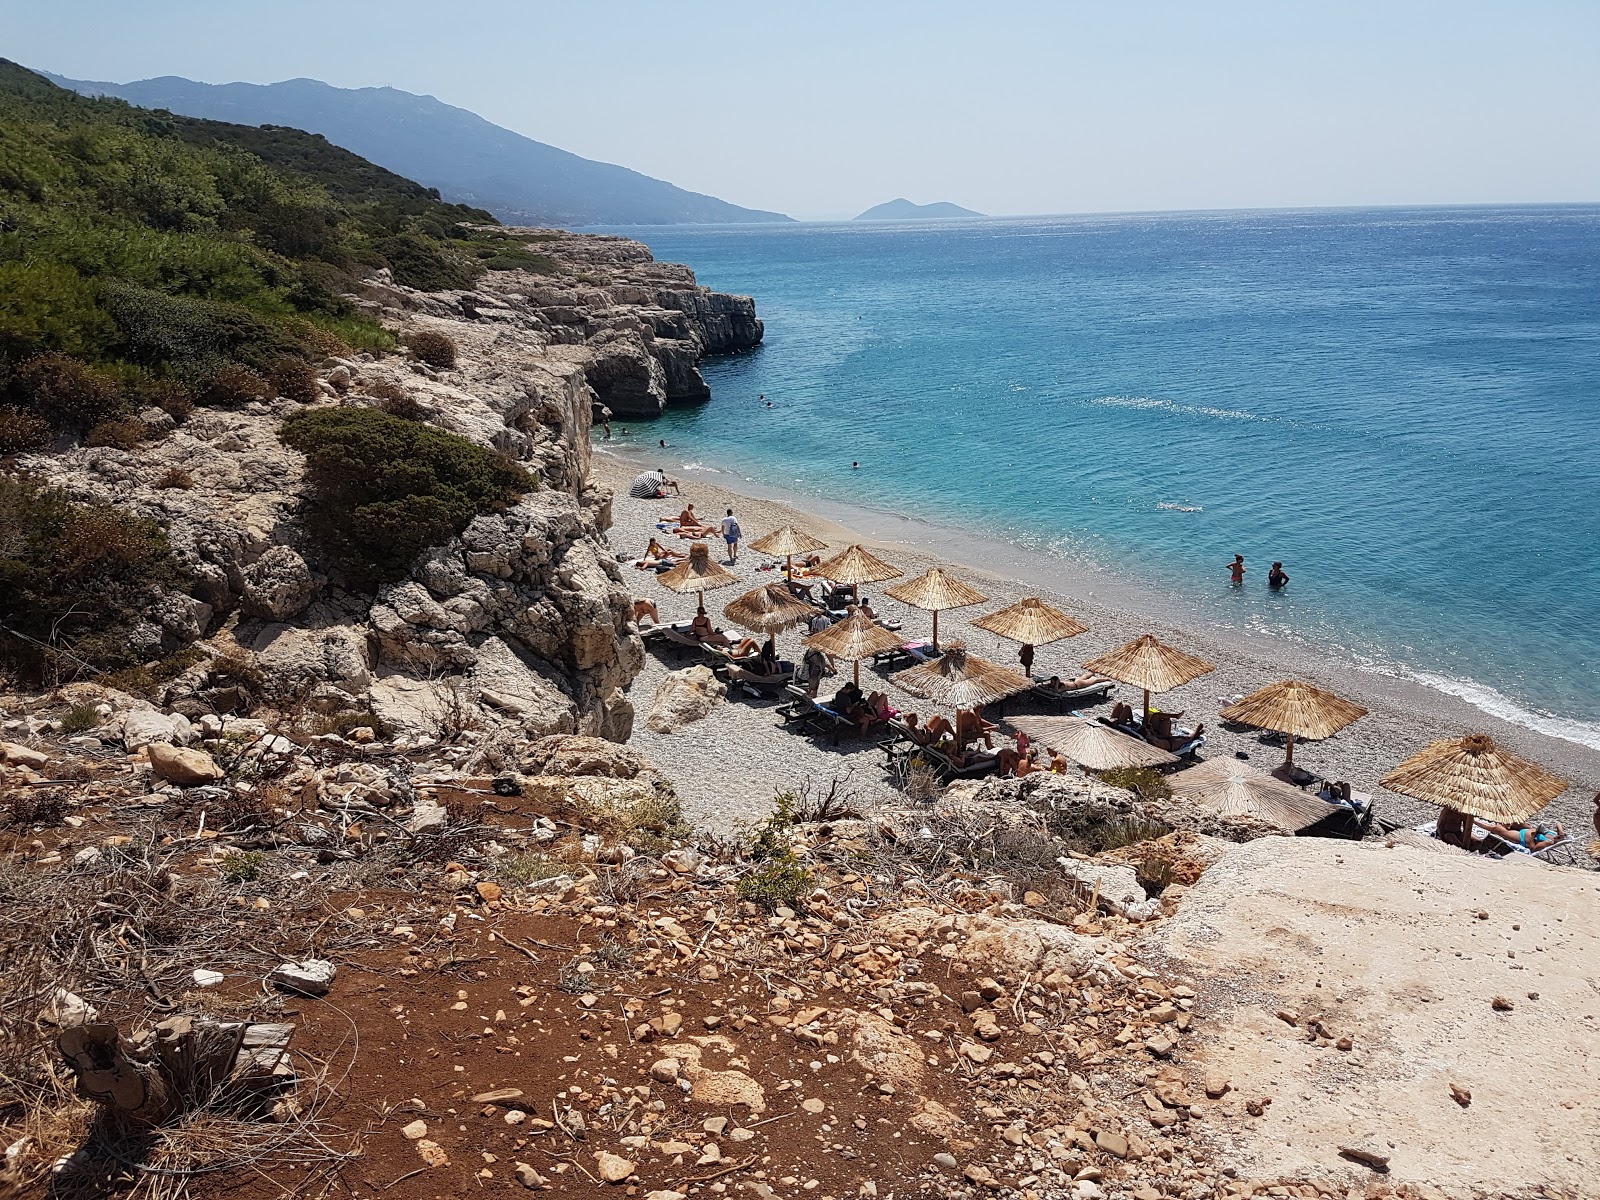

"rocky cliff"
[14,233,760,743]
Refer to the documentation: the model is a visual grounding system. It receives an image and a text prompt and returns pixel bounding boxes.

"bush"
[197,362,271,407]
[85,417,147,449]
[737,855,812,912]
[156,465,194,489]
[58,703,101,734]
[219,849,264,883]
[371,384,422,421]
[406,330,457,370]
[13,352,125,430]
[266,355,319,404]
[0,477,182,683]
[0,405,49,453]
[279,405,533,583]
[1097,766,1173,801]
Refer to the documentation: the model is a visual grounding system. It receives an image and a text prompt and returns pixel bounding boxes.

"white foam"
[1369,666,1600,752]
[1156,502,1203,512]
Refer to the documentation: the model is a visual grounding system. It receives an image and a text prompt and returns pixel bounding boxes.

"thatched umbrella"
[749,526,828,581]
[891,642,1032,711]
[1380,734,1566,842]
[1219,679,1368,767]
[723,584,815,652]
[1083,634,1215,723]
[815,544,902,588]
[884,567,987,650]
[1007,716,1177,771]
[972,597,1088,677]
[657,542,740,610]
[1170,757,1336,833]
[803,608,903,685]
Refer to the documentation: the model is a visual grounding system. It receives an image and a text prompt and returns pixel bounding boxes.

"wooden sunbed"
[1028,678,1114,711]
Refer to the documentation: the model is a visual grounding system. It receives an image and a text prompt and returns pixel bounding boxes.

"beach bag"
[725,519,741,540]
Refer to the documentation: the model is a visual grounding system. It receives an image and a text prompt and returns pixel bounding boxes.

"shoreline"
[593,445,1600,840]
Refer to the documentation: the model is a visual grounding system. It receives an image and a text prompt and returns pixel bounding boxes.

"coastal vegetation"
[278,406,534,584]
[0,60,550,443]
[0,477,182,684]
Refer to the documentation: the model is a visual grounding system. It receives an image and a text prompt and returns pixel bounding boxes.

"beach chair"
[870,639,942,670]
[913,742,1001,782]
[1412,820,1573,863]
[718,660,796,697]
[1028,678,1114,712]
[777,686,856,744]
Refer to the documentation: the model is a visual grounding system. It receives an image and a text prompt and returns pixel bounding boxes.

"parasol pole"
[1285,730,1295,766]
[1142,688,1151,724]
[932,609,940,650]
[853,659,861,686]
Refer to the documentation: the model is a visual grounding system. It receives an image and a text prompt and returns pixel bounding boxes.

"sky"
[5,0,1599,220]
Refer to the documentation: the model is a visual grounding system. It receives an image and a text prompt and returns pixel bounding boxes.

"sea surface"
[602,207,1600,748]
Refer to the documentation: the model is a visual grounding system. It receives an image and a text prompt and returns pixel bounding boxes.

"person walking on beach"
[720,508,742,563]
[1268,561,1289,589]
[1227,554,1246,585]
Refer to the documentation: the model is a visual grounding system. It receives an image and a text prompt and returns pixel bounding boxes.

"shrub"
[736,855,811,912]
[0,477,182,683]
[375,391,422,421]
[58,703,101,734]
[105,644,205,699]
[85,417,147,449]
[1097,766,1173,801]
[0,405,49,453]
[279,405,533,583]
[197,362,271,407]
[13,353,125,430]
[266,355,319,404]
[156,465,195,489]
[219,849,264,883]
[406,330,457,370]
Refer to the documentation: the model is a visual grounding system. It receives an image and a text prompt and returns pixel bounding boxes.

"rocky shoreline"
[11,231,759,746]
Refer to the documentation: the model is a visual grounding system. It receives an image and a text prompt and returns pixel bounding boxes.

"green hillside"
[0,59,550,448]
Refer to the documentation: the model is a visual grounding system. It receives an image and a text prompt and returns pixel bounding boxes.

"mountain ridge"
[44,71,792,228]
[854,198,985,221]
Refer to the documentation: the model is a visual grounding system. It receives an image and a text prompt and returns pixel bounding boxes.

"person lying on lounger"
[689,608,733,646]
[1144,712,1203,752]
[946,744,998,770]
[1481,820,1566,850]
[1039,672,1108,693]
[675,505,717,537]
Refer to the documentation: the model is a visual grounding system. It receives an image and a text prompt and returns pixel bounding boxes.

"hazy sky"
[7,0,1599,220]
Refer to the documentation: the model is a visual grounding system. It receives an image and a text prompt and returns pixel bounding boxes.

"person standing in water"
[1227,554,1245,585]
[1268,561,1289,589]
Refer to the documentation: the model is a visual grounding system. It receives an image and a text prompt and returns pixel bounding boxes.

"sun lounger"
[871,639,942,670]
[718,661,796,694]
[1029,678,1114,711]
[1413,820,1574,863]
[777,686,861,744]
[1106,713,1206,760]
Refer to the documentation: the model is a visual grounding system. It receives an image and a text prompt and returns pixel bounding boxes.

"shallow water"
[602,206,1600,747]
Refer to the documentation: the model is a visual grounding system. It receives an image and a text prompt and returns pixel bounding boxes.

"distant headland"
[853,198,986,221]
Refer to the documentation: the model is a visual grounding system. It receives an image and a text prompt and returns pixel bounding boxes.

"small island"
[853,198,985,221]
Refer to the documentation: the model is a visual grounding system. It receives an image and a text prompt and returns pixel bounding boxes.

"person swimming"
[1268,561,1289,589]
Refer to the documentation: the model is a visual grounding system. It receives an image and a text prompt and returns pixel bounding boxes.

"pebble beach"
[593,452,1600,850]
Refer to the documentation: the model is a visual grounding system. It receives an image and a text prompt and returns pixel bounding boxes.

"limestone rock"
[592,1150,635,1183]
[121,709,195,750]
[146,742,224,786]
[0,742,50,770]
[646,665,727,733]
[270,959,337,997]
[238,546,316,620]
[523,734,651,778]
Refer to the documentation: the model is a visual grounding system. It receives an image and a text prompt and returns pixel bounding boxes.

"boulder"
[645,666,726,734]
[121,709,195,750]
[0,742,50,770]
[270,959,337,997]
[238,546,316,621]
[522,734,651,778]
[146,742,224,786]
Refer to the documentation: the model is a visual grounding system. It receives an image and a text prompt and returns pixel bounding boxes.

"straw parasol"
[657,542,740,609]
[749,526,828,580]
[723,584,815,650]
[1170,757,1337,834]
[891,642,1032,711]
[972,596,1088,677]
[1380,733,1567,826]
[1007,716,1177,770]
[815,544,902,588]
[1083,634,1215,722]
[884,567,988,649]
[803,608,903,685]
[1219,679,1368,766]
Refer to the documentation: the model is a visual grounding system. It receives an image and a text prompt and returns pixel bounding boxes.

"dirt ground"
[1143,837,1600,1196]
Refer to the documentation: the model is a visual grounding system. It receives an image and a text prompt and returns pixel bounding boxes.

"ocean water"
[606,207,1600,747]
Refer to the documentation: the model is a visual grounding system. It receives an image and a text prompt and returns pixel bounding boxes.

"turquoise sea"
[608,207,1600,748]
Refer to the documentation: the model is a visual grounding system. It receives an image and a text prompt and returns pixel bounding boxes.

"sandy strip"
[592,450,1600,849]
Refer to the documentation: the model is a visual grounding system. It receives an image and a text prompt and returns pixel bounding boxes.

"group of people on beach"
[1227,554,1289,589]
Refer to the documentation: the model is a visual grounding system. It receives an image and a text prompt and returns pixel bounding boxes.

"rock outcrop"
[15,232,757,742]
